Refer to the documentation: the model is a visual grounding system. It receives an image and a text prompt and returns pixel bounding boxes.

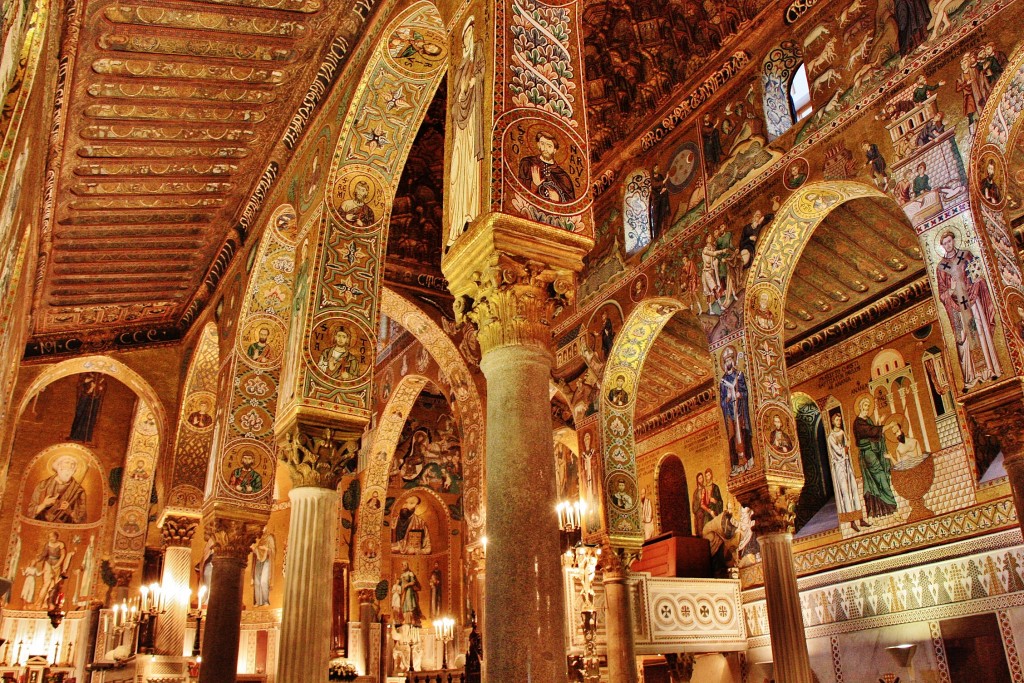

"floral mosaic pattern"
[509,0,576,124]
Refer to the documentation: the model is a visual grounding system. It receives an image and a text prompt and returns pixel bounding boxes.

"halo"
[933,222,964,260]
[45,446,88,483]
[852,392,874,416]
[881,413,907,447]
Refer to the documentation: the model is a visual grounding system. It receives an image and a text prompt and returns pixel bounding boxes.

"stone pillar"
[443,215,591,683]
[156,514,199,657]
[357,588,376,676]
[274,428,358,683]
[198,515,264,683]
[744,486,813,683]
[602,551,638,683]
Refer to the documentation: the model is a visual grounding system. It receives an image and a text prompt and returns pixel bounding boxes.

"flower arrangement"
[328,657,358,681]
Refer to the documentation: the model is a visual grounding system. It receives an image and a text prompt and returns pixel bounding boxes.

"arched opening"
[599,298,718,566]
[656,454,690,537]
[791,393,831,536]
[744,183,946,535]
[788,63,813,123]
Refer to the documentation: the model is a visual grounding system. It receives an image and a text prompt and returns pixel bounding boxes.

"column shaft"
[759,532,813,683]
[480,345,567,683]
[199,555,246,683]
[276,487,339,683]
[156,546,193,656]
[603,569,637,683]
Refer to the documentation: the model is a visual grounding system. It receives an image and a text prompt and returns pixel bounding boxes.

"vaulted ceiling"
[784,197,925,342]
[32,0,343,347]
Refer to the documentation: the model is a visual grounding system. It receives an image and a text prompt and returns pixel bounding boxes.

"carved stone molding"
[665,653,696,683]
[160,514,200,548]
[279,425,360,490]
[205,517,265,562]
[114,569,133,588]
[600,546,640,577]
[739,485,799,536]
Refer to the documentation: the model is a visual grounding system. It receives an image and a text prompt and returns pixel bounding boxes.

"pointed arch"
[166,323,219,511]
[15,356,167,445]
[966,41,1024,377]
[598,297,691,552]
[353,373,429,587]
[351,287,485,588]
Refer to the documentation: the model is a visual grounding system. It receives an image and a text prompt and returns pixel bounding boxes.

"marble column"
[198,516,264,683]
[443,216,591,683]
[156,514,199,657]
[275,428,359,683]
[602,551,638,683]
[357,588,376,676]
[745,487,813,683]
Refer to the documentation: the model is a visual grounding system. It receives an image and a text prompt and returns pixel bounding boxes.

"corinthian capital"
[443,213,591,355]
[205,516,265,562]
[455,252,575,353]
[739,485,798,536]
[159,513,200,548]
[279,424,360,489]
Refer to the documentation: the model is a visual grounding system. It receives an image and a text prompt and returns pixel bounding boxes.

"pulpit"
[631,533,711,578]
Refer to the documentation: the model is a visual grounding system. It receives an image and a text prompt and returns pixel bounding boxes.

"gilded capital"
[455,252,575,353]
[443,212,593,355]
[739,485,798,536]
[205,516,265,562]
[160,513,200,548]
[600,546,639,577]
[113,568,134,588]
[357,588,376,604]
[279,424,360,490]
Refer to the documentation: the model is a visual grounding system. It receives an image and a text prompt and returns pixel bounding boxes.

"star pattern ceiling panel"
[37,0,334,338]
[783,198,925,342]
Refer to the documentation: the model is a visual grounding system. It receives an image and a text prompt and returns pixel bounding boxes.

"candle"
[197,584,207,608]
[140,585,149,613]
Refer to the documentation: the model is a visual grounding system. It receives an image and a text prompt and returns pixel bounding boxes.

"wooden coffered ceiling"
[635,312,713,421]
[784,197,925,342]
[29,0,347,354]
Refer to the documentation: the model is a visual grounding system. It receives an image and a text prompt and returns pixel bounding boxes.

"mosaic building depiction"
[6,0,1024,681]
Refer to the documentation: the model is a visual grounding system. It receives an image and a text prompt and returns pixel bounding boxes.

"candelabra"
[556,499,586,551]
[190,585,208,657]
[432,616,455,670]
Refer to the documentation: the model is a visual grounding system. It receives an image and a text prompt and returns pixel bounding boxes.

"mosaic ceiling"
[32,0,344,345]
[582,0,770,165]
[784,197,925,342]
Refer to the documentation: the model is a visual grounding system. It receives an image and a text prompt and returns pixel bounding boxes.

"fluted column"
[744,486,812,683]
[443,214,591,683]
[198,515,264,683]
[156,514,200,656]
[602,551,638,683]
[275,428,359,683]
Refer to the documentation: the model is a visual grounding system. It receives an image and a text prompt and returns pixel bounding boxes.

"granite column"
[602,552,637,683]
[156,514,200,657]
[443,214,591,683]
[198,515,263,683]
